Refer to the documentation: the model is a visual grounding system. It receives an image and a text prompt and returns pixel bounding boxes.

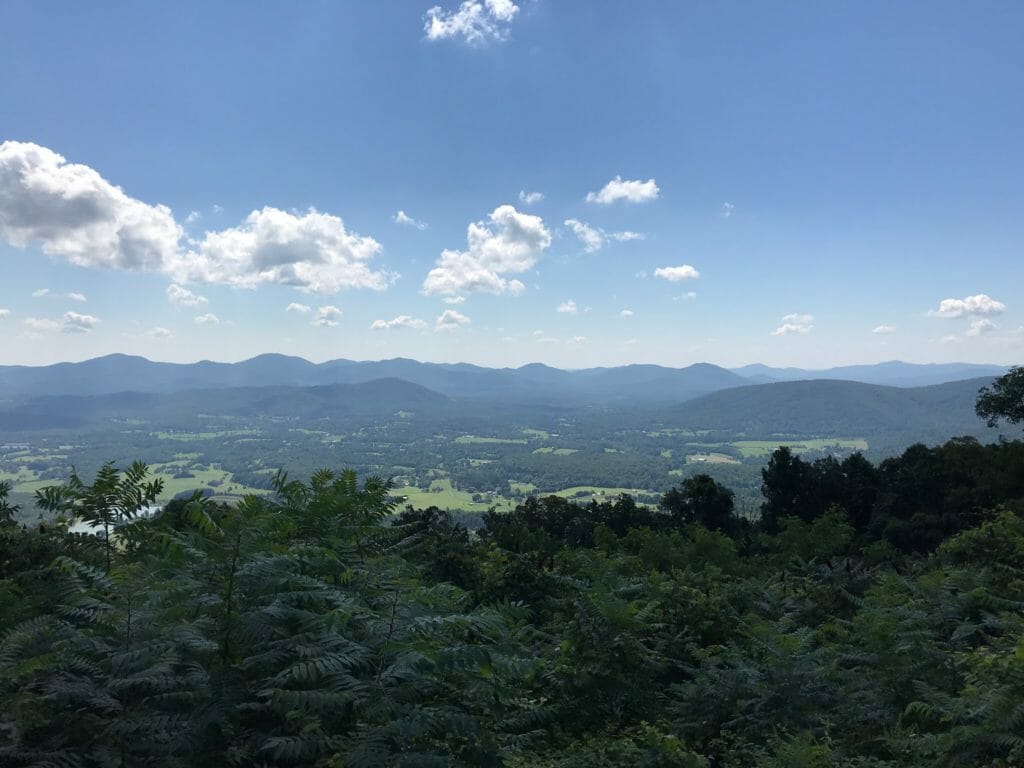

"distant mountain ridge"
[0,354,1011,403]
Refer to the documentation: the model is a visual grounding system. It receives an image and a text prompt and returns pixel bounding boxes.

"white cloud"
[23,317,59,332]
[31,288,50,298]
[0,141,183,271]
[673,291,698,301]
[312,305,342,327]
[146,326,173,339]
[654,265,700,282]
[771,313,814,336]
[929,293,1006,318]
[424,0,519,46]
[721,202,735,218]
[286,302,312,314]
[371,315,428,331]
[620,309,634,317]
[872,325,895,335]
[568,335,587,345]
[518,190,543,205]
[564,219,604,253]
[194,313,220,326]
[393,210,428,230]
[564,218,645,252]
[535,335,559,344]
[556,300,578,314]
[422,204,551,296]
[61,311,99,334]
[67,292,86,302]
[171,207,393,294]
[212,204,224,215]
[586,176,660,205]
[966,318,997,337]
[166,283,208,307]
[185,210,201,224]
[436,308,470,331]
[0,142,395,296]
[0,309,10,318]
[443,295,466,305]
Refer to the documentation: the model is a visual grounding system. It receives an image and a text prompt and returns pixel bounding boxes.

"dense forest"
[1,369,1023,766]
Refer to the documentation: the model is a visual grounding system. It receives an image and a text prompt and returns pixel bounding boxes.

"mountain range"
[0,354,1010,403]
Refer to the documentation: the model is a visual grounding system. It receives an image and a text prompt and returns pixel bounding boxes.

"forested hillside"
[2,369,1023,767]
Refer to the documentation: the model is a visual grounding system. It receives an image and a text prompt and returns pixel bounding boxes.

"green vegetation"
[3,425,1024,765]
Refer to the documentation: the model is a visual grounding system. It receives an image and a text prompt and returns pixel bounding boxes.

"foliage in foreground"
[1,436,1023,767]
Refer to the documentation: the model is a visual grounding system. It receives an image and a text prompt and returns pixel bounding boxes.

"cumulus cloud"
[166,283,208,307]
[436,308,470,331]
[194,313,220,326]
[0,308,10,318]
[772,313,814,336]
[568,335,587,345]
[371,315,428,331]
[654,265,700,282]
[146,326,173,339]
[966,318,998,337]
[393,210,428,230]
[67,292,86,302]
[422,204,551,296]
[556,300,578,314]
[721,202,735,218]
[185,211,201,224]
[610,231,645,242]
[61,311,99,334]
[424,0,519,46]
[171,207,393,293]
[286,302,312,314]
[31,288,49,298]
[312,306,342,327]
[518,190,543,205]
[0,142,395,296]
[0,141,183,271]
[443,295,466,305]
[872,325,895,335]
[929,293,1006,318]
[586,176,660,205]
[620,309,634,317]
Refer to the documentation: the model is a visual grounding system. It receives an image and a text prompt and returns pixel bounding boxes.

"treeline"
[1,425,1023,765]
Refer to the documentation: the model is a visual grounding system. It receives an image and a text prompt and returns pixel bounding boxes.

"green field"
[454,435,528,445]
[686,452,741,465]
[731,438,868,458]
[551,486,652,502]
[532,447,578,455]
[393,478,516,512]
[153,429,260,441]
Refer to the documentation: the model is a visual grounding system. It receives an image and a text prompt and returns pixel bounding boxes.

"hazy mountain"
[730,361,1010,387]
[658,377,999,444]
[0,355,1010,404]
[0,378,450,430]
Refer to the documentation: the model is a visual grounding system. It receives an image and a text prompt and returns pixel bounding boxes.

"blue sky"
[1,0,1021,368]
